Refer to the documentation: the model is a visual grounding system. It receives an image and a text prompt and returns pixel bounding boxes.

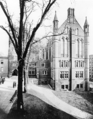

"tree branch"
[0,26,18,54]
[23,0,56,58]
[0,1,18,48]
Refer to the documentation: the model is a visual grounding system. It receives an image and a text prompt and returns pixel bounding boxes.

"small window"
[1,61,3,64]
[80,84,83,88]
[60,71,64,78]
[77,84,79,88]
[61,85,64,89]
[76,28,79,35]
[42,63,44,66]
[66,85,68,89]
[32,70,35,74]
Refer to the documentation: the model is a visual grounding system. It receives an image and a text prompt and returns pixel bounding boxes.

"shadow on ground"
[74,90,93,104]
[6,93,77,119]
[0,108,7,119]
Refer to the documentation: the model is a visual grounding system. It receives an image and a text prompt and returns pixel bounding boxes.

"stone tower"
[84,17,89,91]
[52,11,59,90]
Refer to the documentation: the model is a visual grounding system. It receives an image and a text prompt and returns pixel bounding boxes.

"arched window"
[65,27,69,34]
[81,39,83,58]
[66,37,69,57]
[76,28,79,35]
[77,39,79,57]
[62,37,65,57]
[65,37,67,57]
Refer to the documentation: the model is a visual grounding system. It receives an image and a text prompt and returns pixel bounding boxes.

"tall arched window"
[77,39,79,57]
[81,39,83,58]
[61,37,64,56]
[62,37,65,57]
[66,37,69,57]
[65,37,67,57]
[80,39,82,57]
[65,27,69,34]
[76,28,79,35]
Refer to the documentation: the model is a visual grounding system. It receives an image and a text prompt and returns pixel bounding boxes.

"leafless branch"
[0,25,18,54]
[23,0,56,58]
[0,1,18,48]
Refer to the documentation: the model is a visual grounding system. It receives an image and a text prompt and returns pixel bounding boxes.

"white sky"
[0,0,93,56]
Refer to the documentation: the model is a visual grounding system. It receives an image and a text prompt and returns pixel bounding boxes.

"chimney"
[67,8,75,23]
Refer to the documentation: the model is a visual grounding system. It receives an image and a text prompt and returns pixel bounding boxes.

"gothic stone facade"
[48,8,89,91]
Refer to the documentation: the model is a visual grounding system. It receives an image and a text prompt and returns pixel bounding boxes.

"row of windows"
[65,27,79,36]
[29,70,35,75]
[59,60,69,67]
[75,61,84,67]
[77,84,83,88]
[60,71,83,78]
[42,71,48,75]
[60,71,69,78]
[61,85,68,89]
[59,60,84,68]
[76,71,83,78]
[61,84,83,90]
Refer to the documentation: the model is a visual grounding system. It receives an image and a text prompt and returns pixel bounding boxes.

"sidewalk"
[27,84,93,119]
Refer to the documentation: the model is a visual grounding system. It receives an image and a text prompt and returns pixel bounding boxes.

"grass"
[54,90,93,115]
[6,93,77,119]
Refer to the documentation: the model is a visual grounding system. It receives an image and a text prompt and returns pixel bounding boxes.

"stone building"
[0,56,8,77]
[89,55,93,82]
[47,8,89,91]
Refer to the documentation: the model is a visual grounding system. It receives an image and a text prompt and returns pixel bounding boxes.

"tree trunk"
[24,68,27,93]
[17,58,24,111]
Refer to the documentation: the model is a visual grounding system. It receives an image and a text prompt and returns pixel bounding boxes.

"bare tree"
[0,0,56,111]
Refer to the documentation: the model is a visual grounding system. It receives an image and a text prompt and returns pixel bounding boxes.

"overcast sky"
[0,0,93,56]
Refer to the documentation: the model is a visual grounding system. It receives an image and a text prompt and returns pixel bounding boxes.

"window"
[66,85,68,89]
[76,71,79,78]
[59,60,69,67]
[60,71,64,78]
[80,84,83,88]
[61,85,64,89]
[29,71,31,74]
[80,71,83,78]
[42,71,47,75]
[42,63,45,67]
[65,27,68,34]
[81,61,83,67]
[77,84,79,88]
[59,60,63,67]
[1,67,3,72]
[1,61,3,64]
[76,28,79,35]
[65,61,68,67]
[65,71,69,78]
[32,70,35,75]
[64,61,66,67]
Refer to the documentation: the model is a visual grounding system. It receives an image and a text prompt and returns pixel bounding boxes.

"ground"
[54,90,93,115]
[0,90,15,119]
[0,77,93,119]
[5,93,77,119]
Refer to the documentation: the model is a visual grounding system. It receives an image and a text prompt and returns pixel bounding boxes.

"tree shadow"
[6,93,77,119]
[74,89,93,104]
[0,108,7,119]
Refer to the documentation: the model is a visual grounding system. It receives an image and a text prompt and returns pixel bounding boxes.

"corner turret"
[53,11,58,31]
[84,17,89,91]
[84,17,89,35]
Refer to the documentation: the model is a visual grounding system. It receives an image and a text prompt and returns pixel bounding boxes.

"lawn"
[6,93,77,119]
[54,90,93,115]
[1,87,93,119]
